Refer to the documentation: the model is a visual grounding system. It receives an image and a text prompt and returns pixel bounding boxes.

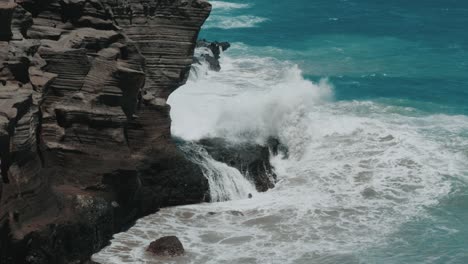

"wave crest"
[204,15,268,29]
[210,1,251,10]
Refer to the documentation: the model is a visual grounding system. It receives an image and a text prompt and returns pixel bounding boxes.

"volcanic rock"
[0,0,212,263]
[198,138,277,192]
[194,40,231,71]
[147,236,185,257]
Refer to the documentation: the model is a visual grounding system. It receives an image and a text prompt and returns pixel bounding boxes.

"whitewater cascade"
[178,142,258,202]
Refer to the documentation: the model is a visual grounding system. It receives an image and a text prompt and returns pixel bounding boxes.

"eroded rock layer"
[0,1,211,263]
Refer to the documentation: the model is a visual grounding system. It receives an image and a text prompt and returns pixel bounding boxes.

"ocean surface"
[93,1,468,263]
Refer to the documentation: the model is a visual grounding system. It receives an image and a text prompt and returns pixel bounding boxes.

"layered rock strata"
[0,1,211,263]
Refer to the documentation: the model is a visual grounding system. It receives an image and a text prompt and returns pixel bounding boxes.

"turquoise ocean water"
[202,0,468,115]
[201,1,468,263]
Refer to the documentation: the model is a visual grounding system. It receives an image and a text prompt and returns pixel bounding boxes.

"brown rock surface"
[0,0,211,263]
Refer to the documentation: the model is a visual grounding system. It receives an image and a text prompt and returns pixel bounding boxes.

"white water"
[204,15,268,29]
[178,142,257,202]
[203,1,267,29]
[93,44,468,264]
[210,1,251,10]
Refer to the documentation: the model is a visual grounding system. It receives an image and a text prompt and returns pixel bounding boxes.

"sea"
[92,1,468,263]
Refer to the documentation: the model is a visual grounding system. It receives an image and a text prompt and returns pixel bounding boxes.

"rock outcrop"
[194,39,230,71]
[198,138,277,192]
[146,236,185,257]
[0,0,211,263]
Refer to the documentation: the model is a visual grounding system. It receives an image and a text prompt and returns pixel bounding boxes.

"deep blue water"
[200,1,468,263]
[201,0,468,115]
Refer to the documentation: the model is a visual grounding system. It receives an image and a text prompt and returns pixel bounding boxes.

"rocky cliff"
[0,0,211,263]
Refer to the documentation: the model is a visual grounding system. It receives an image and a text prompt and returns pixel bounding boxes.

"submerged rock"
[361,187,378,198]
[147,236,185,257]
[197,137,277,192]
[227,210,245,217]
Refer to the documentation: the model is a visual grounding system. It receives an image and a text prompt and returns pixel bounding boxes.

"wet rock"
[267,137,289,158]
[147,236,185,257]
[198,138,277,192]
[194,40,231,71]
[197,39,231,59]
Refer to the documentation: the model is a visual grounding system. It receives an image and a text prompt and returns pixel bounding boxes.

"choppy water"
[93,1,468,263]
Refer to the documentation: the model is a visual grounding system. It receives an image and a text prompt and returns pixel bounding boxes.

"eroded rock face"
[147,236,185,257]
[0,0,211,263]
[198,138,277,192]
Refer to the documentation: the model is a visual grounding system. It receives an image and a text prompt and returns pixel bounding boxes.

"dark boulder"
[266,137,289,158]
[147,236,185,257]
[197,138,277,192]
[197,39,231,60]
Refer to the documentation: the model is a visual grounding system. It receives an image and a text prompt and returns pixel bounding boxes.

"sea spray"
[171,45,333,143]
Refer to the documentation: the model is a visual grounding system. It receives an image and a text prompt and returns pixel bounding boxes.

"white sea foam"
[172,46,333,142]
[93,45,468,264]
[203,1,266,29]
[210,1,251,10]
[204,15,268,29]
[179,142,258,202]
